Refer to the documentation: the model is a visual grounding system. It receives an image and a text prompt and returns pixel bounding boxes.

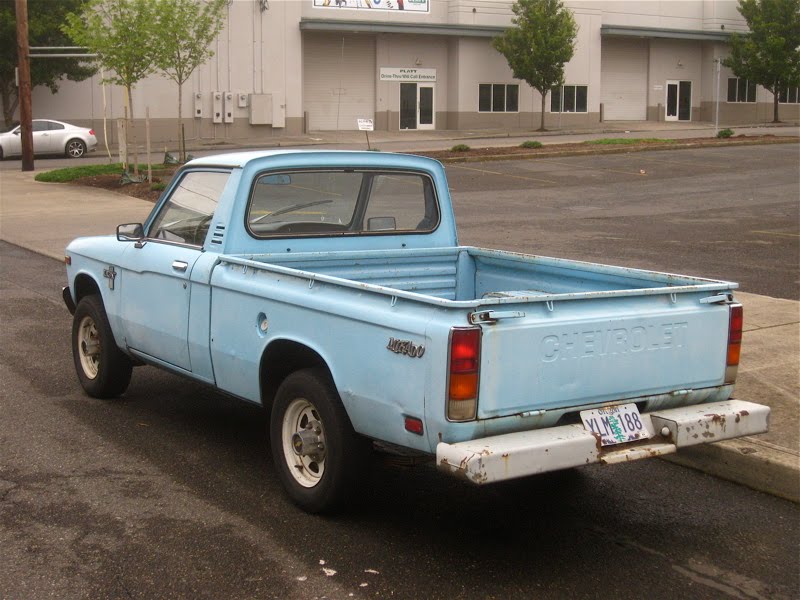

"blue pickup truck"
[63,150,769,512]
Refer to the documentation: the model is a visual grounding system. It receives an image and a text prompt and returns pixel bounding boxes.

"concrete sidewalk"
[1,123,797,503]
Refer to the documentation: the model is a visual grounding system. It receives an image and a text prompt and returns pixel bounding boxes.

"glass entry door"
[400,83,435,130]
[666,80,692,121]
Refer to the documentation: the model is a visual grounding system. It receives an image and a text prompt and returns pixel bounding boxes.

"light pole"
[714,58,721,135]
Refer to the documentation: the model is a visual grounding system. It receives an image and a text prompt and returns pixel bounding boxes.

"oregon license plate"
[580,403,650,447]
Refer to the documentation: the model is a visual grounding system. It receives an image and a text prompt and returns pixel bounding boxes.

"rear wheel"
[270,368,367,513]
[65,138,87,158]
[72,295,132,398]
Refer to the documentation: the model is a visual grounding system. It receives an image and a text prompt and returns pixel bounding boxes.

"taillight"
[447,327,480,421]
[725,304,743,383]
[88,129,95,136]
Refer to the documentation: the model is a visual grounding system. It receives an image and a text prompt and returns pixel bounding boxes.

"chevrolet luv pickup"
[63,150,769,512]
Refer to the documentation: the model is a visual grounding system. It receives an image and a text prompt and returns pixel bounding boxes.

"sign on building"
[313,0,429,12]
[379,68,437,82]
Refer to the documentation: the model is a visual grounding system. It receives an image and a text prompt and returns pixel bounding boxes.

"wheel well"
[259,340,332,411]
[73,274,102,304]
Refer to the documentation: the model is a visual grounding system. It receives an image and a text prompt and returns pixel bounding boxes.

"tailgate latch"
[468,310,525,325]
[699,293,734,304]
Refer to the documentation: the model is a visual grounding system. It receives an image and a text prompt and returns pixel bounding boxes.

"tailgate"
[475,294,732,419]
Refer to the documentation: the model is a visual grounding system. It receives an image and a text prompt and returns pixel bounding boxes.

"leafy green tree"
[723,0,800,123]
[492,0,578,131]
[153,0,227,162]
[64,0,159,173]
[0,0,96,127]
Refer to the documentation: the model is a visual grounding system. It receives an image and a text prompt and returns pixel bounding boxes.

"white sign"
[379,68,437,82]
[313,0,429,12]
[357,118,374,131]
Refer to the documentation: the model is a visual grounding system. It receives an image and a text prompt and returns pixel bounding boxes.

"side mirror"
[117,223,144,241]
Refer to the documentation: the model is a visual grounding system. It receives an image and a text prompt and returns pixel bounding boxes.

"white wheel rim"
[77,315,101,379]
[281,397,326,488]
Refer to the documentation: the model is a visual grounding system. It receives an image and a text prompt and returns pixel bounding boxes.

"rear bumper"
[436,400,769,484]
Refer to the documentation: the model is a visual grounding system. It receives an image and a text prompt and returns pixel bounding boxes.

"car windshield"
[1,122,19,133]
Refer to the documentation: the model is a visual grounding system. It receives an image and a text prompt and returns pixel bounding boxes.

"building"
[31,0,800,146]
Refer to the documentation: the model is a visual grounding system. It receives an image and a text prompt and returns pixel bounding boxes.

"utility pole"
[16,0,34,171]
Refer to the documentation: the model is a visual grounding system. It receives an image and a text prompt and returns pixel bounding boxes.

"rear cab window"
[246,169,439,238]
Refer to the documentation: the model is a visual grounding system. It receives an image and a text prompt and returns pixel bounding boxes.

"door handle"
[172,260,189,272]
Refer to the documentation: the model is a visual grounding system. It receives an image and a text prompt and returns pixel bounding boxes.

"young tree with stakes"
[153,0,227,163]
[64,0,159,175]
[723,0,800,123]
[492,0,578,131]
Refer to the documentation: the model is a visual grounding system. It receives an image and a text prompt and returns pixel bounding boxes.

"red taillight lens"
[448,328,480,420]
[725,304,743,383]
[88,129,95,136]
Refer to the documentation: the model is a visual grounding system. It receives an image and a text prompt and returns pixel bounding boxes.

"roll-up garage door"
[600,38,648,121]
[303,33,375,131]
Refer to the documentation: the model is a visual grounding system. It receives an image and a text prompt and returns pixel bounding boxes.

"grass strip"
[583,138,676,145]
[35,163,168,183]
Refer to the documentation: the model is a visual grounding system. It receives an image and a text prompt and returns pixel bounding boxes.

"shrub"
[150,181,167,191]
[717,128,734,139]
[520,140,543,149]
[451,144,471,152]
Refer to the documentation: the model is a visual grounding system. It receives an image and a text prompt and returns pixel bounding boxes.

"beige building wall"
[25,0,798,144]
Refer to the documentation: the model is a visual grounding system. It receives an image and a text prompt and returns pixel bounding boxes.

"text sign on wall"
[357,118,374,131]
[379,68,437,82]
[313,0,429,12]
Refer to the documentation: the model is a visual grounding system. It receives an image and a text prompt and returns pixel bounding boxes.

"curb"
[663,438,800,503]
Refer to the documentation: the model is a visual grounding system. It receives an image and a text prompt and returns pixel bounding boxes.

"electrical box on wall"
[223,92,234,123]
[194,92,203,118]
[249,94,272,125]
[212,92,223,124]
[238,93,248,108]
[272,91,285,129]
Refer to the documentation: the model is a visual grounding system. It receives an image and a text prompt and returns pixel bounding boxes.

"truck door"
[118,169,230,371]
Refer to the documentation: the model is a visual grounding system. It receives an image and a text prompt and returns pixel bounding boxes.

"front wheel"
[270,368,367,513]
[72,295,132,398]
[65,138,87,158]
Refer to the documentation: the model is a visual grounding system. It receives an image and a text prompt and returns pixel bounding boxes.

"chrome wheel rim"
[67,140,85,158]
[77,315,101,379]
[281,398,326,488]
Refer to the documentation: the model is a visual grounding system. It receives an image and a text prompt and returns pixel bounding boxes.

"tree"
[492,0,578,131]
[723,0,800,123]
[152,0,227,162]
[64,0,159,174]
[0,0,96,128]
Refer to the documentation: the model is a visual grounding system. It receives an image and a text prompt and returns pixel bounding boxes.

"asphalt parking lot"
[445,143,799,300]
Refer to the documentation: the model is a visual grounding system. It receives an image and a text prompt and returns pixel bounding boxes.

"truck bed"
[226,246,736,305]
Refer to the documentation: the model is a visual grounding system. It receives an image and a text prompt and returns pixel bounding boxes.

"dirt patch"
[67,135,794,201]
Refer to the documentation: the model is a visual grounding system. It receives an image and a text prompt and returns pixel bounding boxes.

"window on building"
[479,84,519,112]
[778,86,799,104]
[727,78,756,103]
[550,85,588,112]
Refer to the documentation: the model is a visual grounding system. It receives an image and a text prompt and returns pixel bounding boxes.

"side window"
[32,121,48,132]
[48,121,65,131]
[148,170,230,246]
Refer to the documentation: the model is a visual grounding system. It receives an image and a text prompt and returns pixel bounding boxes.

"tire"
[270,368,367,513]
[72,295,132,398]
[65,138,87,158]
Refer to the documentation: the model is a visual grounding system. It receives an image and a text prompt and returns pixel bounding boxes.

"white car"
[0,119,97,159]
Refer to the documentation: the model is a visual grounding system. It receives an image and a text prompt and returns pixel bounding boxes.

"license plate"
[580,403,650,447]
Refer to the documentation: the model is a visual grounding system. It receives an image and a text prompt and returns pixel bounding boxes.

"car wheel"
[65,138,87,158]
[270,368,368,513]
[72,295,132,398]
